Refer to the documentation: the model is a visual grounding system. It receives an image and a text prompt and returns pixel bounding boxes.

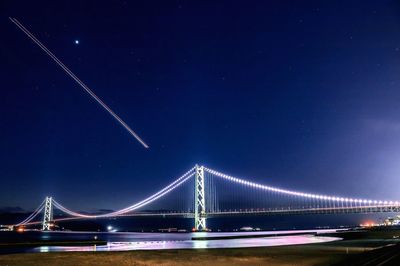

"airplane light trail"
[9,17,149,149]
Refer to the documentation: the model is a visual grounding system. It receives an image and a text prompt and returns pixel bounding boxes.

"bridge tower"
[42,196,53,231]
[194,165,206,231]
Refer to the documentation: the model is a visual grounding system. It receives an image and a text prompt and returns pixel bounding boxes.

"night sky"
[1,1,400,212]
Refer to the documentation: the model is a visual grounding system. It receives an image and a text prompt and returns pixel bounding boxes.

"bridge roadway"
[206,205,400,217]
[18,204,400,227]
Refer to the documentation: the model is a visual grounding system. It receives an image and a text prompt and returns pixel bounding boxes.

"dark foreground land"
[1,228,400,266]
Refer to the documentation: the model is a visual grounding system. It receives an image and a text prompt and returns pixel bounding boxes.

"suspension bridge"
[12,165,400,231]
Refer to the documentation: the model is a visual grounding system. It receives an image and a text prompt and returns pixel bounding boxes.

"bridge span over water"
[13,165,400,231]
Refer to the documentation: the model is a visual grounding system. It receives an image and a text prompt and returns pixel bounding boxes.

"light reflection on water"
[33,234,341,253]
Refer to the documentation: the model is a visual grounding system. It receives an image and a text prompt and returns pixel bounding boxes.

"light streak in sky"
[9,17,149,149]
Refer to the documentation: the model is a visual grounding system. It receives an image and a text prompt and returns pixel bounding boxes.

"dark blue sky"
[1,1,400,211]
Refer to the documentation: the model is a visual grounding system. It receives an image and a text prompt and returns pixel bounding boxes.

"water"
[32,235,341,252]
[2,212,390,232]
[0,230,341,254]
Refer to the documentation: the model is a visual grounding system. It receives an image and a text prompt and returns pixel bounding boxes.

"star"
[74,40,79,45]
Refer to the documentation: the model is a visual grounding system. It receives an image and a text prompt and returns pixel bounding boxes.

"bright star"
[74,40,79,45]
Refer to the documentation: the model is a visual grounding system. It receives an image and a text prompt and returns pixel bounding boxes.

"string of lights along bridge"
[14,165,400,231]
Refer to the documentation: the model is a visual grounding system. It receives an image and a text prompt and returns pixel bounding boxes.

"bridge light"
[35,166,393,224]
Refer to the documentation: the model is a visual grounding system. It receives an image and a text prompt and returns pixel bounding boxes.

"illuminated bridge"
[13,165,400,231]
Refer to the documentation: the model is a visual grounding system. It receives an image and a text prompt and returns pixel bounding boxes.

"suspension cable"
[16,199,46,226]
[53,169,196,218]
[204,167,396,206]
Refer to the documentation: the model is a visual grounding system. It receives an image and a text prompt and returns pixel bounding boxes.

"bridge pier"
[194,165,207,231]
[42,196,53,231]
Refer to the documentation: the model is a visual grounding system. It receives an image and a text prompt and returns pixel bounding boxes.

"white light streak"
[9,17,149,148]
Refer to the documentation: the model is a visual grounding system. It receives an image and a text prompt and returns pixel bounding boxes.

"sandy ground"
[2,229,400,266]
[0,245,357,266]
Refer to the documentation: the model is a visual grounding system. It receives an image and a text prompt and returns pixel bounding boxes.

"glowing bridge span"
[15,165,400,231]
